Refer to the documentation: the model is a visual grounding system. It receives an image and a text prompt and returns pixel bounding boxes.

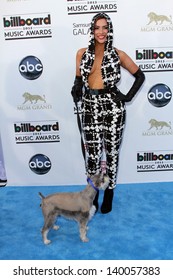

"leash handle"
[75,101,86,161]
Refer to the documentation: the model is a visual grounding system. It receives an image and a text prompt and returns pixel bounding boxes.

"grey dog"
[39,173,109,244]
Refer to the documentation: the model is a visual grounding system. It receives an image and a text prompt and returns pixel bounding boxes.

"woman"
[71,12,145,214]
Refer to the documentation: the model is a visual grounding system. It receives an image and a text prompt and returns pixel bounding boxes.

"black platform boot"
[93,191,99,212]
[101,188,114,214]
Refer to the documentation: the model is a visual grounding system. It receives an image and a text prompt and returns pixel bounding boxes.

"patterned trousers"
[81,91,126,189]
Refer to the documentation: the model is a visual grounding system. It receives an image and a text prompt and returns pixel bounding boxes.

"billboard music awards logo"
[136,47,173,72]
[137,150,173,172]
[141,11,173,32]
[3,13,52,40]
[14,120,60,144]
[67,0,117,15]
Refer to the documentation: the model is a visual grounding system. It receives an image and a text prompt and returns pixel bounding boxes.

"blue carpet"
[0,182,173,260]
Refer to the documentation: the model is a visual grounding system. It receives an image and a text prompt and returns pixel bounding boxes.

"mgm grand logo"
[142,118,173,136]
[17,92,52,110]
[141,11,173,32]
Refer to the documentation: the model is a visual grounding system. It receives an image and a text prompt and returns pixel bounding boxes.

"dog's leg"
[53,225,59,230]
[41,214,56,245]
[52,216,60,230]
[42,228,51,245]
[78,217,89,242]
[89,205,97,220]
[79,222,89,242]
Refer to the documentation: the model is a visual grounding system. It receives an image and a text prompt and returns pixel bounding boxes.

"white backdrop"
[0,0,173,186]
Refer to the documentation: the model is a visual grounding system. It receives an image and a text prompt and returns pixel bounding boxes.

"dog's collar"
[87,177,99,192]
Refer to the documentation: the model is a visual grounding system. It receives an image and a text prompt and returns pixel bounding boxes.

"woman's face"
[94,18,108,44]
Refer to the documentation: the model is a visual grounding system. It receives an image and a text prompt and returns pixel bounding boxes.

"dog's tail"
[39,192,45,199]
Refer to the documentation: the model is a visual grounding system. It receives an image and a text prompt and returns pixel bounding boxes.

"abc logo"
[148,83,172,107]
[29,154,51,175]
[19,56,43,80]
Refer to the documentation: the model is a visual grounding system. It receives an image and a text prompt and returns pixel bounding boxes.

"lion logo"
[147,12,172,25]
[22,92,46,104]
[148,119,171,130]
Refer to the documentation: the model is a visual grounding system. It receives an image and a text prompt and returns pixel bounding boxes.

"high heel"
[101,188,113,214]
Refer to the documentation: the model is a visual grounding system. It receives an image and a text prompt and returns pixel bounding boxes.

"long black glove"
[71,76,83,103]
[115,68,145,102]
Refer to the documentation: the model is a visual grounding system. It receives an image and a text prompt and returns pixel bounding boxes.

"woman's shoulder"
[114,48,139,71]
[114,48,130,62]
[114,48,125,57]
[76,47,87,58]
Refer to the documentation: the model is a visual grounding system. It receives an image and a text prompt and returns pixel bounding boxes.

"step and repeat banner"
[0,0,173,186]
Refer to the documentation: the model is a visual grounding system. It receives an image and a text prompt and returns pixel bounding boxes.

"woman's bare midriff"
[88,53,104,89]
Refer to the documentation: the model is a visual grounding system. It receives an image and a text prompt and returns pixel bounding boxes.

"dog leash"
[74,100,86,161]
[75,103,99,192]
[87,177,99,192]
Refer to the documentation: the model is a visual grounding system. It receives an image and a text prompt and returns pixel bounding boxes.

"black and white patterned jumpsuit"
[80,13,126,189]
